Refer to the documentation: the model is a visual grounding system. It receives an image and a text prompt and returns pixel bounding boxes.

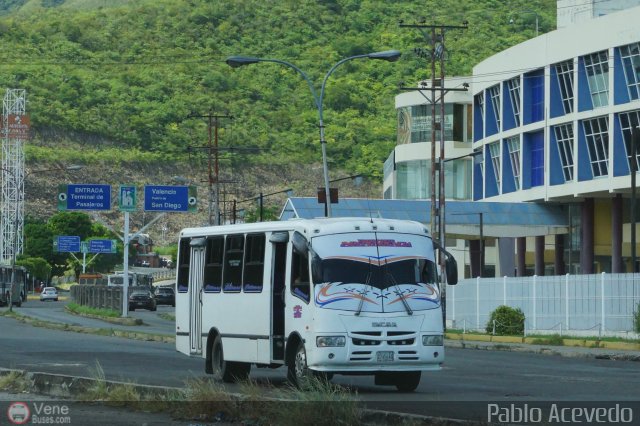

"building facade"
[473,3,640,274]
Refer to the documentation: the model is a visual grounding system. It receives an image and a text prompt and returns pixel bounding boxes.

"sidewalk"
[445,333,640,361]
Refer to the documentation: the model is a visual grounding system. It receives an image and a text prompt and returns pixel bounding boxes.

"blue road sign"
[54,236,81,253]
[144,185,197,212]
[58,184,111,211]
[88,239,117,254]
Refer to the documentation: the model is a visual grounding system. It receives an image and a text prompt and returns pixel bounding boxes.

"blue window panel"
[614,48,631,105]
[576,122,593,181]
[484,145,499,197]
[485,97,499,137]
[549,66,565,118]
[474,93,484,142]
[523,70,544,124]
[549,129,565,186]
[473,160,484,200]
[501,141,516,194]
[522,131,544,188]
[612,114,630,177]
[577,57,594,112]
[502,84,517,131]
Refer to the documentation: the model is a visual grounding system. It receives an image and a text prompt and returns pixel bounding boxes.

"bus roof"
[179,217,431,239]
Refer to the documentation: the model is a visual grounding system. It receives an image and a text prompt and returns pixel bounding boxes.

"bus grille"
[349,331,417,360]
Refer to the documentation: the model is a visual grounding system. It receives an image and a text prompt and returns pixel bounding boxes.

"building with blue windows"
[473,1,640,274]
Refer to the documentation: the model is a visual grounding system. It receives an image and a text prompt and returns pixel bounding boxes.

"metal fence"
[71,285,123,312]
[446,273,640,338]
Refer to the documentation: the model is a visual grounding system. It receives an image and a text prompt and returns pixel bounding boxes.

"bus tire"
[211,335,250,383]
[394,371,421,392]
[288,341,309,387]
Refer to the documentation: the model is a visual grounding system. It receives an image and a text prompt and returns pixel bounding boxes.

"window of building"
[553,123,575,182]
[554,60,574,114]
[618,110,640,172]
[444,158,472,200]
[524,70,545,123]
[583,51,609,108]
[488,85,501,130]
[223,234,244,292]
[488,142,501,191]
[204,236,224,292]
[619,43,640,100]
[582,116,609,177]
[396,160,428,199]
[528,132,545,187]
[506,136,521,190]
[243,233,265,292]
[507,77,521,127]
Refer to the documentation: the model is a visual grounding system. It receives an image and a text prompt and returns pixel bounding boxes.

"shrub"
[634,303,640,334]
[486,305,525,336]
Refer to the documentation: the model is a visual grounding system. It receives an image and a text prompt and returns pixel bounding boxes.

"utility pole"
[399,21,468,276]
[188,112,232,225]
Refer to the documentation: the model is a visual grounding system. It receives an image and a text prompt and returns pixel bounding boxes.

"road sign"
[119,185,137,212]
[88,239,117,254]
[54,236,81,253]
[144,185,197,212]
[1,114,30,139]
[58,184,111,211]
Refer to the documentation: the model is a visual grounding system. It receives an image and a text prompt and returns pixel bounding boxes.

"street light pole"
[509,9,540,37]
[631,127,639,272]
[226,50,401,217]
[237,188,293,222]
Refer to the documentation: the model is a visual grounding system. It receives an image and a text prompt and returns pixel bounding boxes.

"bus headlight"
[316,336,346,347]
[422,335,443,346]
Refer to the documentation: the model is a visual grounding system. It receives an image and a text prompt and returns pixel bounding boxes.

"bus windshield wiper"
[355,258,373,316]
[384,259,413,316]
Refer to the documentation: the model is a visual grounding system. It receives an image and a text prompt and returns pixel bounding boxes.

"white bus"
[175,217,457,392]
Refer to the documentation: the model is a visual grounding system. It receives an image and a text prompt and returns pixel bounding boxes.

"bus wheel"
[288,341,309,387]
[211,335,250,383]
[394,371,421,392]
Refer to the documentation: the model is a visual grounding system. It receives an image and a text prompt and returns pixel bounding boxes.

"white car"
[40,287,58,302]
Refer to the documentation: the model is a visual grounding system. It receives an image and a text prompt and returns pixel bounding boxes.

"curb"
[0,368,483,425]
[446,332,640,351]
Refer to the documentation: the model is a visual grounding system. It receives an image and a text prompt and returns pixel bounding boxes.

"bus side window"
[223,234,244,292]
[291,248,310,302]
[204,236,224,292]
[177,238,191,292]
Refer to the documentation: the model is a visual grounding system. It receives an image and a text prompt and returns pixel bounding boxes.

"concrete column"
[469,239,481,278]
[516,237,527,276]
[498,237,516,277]
[554,234,565,275]
[535,235,545,276]
[612,194,623,273]
[580,198,594,274]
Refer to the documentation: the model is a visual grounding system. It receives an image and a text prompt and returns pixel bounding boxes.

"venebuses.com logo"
[6,401,71,424]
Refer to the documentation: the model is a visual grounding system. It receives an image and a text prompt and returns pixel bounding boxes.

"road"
[2,300,640,422]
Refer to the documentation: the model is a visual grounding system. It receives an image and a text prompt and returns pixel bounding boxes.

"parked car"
[39,287,58,302]
[140,260,150,267]
[128,290,157,311]
[154,286,175,307]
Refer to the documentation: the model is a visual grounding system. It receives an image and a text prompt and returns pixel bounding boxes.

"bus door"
[189,238,206,355]
[270,232,288,361]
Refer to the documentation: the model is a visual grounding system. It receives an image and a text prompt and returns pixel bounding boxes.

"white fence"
[446,273,640,338]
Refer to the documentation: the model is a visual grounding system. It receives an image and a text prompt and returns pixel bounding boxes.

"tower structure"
[1,89,27,264]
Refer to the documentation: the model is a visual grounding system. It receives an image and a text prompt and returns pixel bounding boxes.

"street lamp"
[237,188,293,222]
[509,9,540,37]
[226,50,401,217]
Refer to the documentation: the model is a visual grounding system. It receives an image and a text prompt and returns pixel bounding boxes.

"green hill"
[0,0,555,183]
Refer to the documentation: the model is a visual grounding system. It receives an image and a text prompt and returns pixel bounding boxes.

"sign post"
[144,185,197,212]
[57,184,111,211]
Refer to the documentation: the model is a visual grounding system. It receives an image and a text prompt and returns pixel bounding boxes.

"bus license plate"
[376,351,394,362]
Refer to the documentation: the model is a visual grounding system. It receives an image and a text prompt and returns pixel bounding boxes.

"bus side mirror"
[445,257,458,285]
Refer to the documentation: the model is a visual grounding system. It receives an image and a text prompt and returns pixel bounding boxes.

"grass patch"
[66,302,120,318]
[529,334,565,346]
[0,371,29,393]
[158,313,175,321]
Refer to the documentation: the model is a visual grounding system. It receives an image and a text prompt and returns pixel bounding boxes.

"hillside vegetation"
[0,0,556,232]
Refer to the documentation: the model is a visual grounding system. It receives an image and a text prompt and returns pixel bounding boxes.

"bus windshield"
[311,232,440,313]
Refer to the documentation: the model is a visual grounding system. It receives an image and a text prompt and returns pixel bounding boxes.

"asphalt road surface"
[1,309,639,422]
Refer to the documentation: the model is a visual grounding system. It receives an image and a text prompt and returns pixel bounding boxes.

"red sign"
[2,114,30,139]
